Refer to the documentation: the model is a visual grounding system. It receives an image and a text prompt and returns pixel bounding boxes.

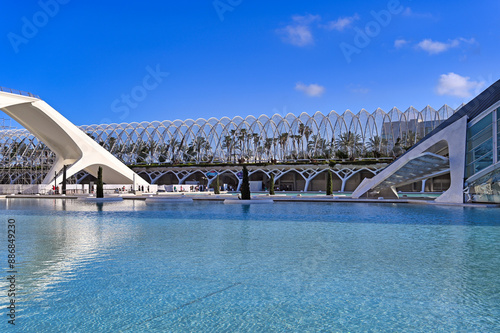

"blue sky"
[1,0,499,126]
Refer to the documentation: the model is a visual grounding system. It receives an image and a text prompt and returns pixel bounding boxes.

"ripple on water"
[0,199,498,332]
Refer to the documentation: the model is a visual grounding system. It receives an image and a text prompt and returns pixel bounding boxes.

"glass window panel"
[467,140,492,162]
[466,165,473,178]
[476,151,493,169]
[467,151,494,177]
[466,111,494,177]
[467,126,492,151]
[474,140,493,157]
[468,114,492,138]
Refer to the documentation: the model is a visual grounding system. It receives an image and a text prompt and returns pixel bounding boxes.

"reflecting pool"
[0,199,499,332]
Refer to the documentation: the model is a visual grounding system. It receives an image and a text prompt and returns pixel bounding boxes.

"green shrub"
[269,174,275,195]
[240,165,251,200]
[326,170,333,195]
[213,175,220,194]
[96,166,104,198]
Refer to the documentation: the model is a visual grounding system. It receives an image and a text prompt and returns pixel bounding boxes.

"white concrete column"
[435,117,468,203]
[340,178,347,192]
[303,178,311,192]
[421,179,427,193]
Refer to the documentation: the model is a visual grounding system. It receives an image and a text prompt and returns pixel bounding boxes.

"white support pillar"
[303,178,311,192]
[435,117,467,203]
[340,178,347,192]
[421,178,427,193]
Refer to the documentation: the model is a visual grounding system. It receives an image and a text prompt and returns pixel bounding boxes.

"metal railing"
[0,86,39,99]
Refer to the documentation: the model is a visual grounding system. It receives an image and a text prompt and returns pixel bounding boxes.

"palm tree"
[157,143,169,163]
[230,129,241,162]
[366,135,388,157]
[106,136,117,153]
[303,126,312,158]
[291,134,301,160]
[298,123,305,158]
[136,140,150,164]
[222,135,234,162]
[392,137,403,157]
[264,138,274,161]
[278,133,289,161]
[308,134,328,158]
[166,138,180,162]
[252,133,260,162]
[189,136,211,163]
[238,128,250,160]
[335,132,363,159]
[175,137,186,164]
[401,130,420,151]
[146,139,157,164]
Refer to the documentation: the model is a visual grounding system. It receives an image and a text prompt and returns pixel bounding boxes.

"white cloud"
[292,14,321,25]
[322,14,359,31]
[417,38,477,55]
[350,87,370,94]
[394,39,409,48]
[417,39,459,54]
[295,82,325,97]
[277,14,320,47]
[402,7,434,19]
[278,13,361,46]
[279,25,314,46]
[436,73,485,98]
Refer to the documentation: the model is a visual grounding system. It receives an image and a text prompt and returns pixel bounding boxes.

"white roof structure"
[0,90,149,188]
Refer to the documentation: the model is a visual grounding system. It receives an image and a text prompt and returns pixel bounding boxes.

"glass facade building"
[466,107,500,203]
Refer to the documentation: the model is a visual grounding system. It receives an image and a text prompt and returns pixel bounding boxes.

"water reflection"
[0,206,140,305]
[241,204,250,215]
[0,199,498,332]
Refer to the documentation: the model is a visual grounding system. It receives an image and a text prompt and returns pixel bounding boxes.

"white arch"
[0,91,149,188]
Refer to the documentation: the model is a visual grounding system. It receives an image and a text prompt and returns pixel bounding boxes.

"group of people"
[136,185,149,192]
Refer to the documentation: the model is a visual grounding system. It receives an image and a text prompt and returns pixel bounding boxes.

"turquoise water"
[0,199,499,332]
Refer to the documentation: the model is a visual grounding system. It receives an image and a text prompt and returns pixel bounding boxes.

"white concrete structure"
[353,79,500,204]
[352,117,467,203]
[0,90,149,189]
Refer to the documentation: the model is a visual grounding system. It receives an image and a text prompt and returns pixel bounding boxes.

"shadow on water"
[241,204,251,215]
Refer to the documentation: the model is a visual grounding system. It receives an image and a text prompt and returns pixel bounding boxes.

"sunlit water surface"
[0,199,499,332]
